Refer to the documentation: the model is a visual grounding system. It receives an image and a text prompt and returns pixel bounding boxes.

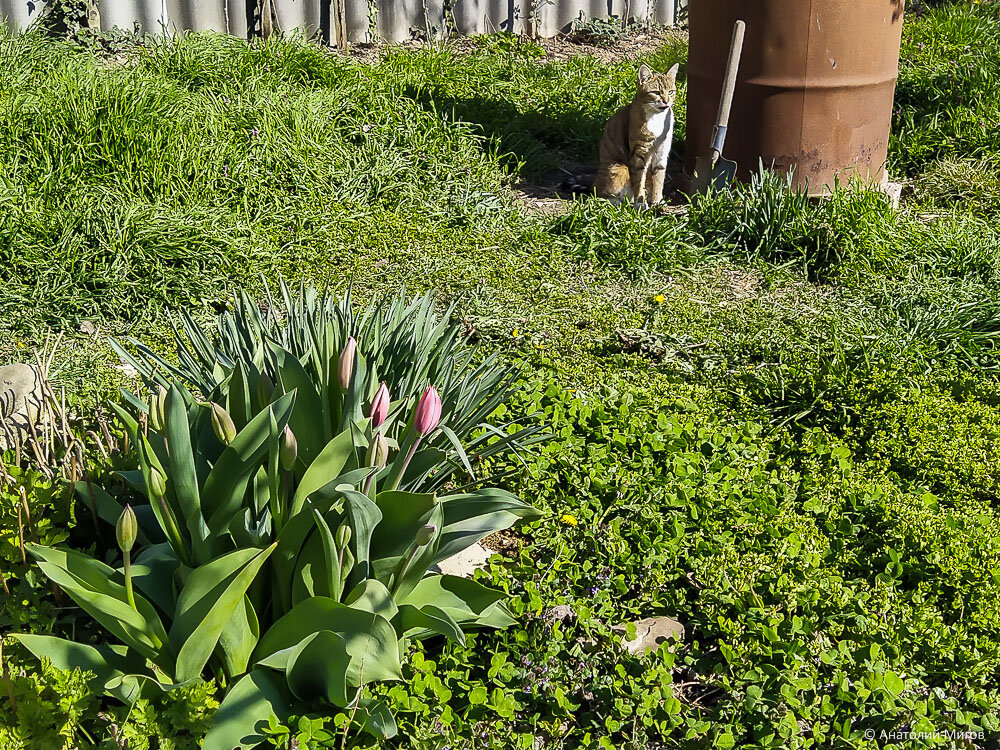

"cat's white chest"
[645,110,670,139]
[644,110,674,166]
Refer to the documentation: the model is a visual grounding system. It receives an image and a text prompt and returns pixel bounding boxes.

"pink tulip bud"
[338,336,357,390]
[413,386,442,436]
[369,382,390,427]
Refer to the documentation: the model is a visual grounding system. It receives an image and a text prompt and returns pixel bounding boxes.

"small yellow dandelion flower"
[512,328,520,337]
[654,294,665,304]
[559,513,578,526]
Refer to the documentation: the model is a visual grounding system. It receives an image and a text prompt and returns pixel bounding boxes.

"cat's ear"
[637,65,652,86]
[665,63,680,82]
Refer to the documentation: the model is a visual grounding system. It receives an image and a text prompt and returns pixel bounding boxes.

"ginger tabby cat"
[594,63,679,206]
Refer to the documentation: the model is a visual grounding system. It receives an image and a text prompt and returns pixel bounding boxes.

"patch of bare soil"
[339,28,686,67]
[511,153,690,217]
[481,529,525,557]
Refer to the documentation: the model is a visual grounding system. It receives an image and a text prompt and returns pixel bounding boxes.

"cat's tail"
[557,167,597,196]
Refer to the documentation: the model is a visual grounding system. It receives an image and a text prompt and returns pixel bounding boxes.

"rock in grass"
[431,541,491,578]
[613,616,685,655]
[0,363,44,451]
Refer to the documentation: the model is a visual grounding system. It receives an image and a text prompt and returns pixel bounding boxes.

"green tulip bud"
[256,374,274,407]
[415,524,436,547]
[148,466,167,499]
[150,385,167,431]
[335,524,352,549]
[210,402,237,445]
[116,505,138,553]
[365,432,389,470]
[280,425,297,471]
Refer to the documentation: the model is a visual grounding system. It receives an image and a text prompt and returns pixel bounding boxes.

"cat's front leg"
[629,154,649,205]
[646,166,666,205]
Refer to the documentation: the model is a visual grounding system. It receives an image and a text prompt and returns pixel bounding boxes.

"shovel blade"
[712,157,738,190]
[690,156,739,195]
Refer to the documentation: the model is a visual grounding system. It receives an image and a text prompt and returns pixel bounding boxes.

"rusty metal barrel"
[684,0,906,195]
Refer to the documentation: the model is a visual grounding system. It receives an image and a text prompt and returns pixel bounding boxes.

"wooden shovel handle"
[711,20,746,163]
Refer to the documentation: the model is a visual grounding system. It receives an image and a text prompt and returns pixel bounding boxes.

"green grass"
[5,3,1000,748]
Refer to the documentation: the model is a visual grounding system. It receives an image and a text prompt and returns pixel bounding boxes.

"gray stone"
[613,616,685,655]
[431,541,491,578]
[0,363,45,450]
[542,604,576,624]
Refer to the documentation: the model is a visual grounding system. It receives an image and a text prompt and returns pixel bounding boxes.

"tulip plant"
[13,285,545,749]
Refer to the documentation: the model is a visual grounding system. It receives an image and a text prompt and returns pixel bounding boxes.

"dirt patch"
[337,28,687,67]
[481,529,525,557]
[511,153,691,216]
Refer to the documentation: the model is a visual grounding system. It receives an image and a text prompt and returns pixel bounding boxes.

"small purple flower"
[222,165,229,177]
[251,127,260,138]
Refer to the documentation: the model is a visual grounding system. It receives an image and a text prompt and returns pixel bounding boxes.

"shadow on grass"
[399,84,607,180]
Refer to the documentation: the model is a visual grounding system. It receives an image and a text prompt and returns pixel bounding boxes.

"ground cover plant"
[4,1,1000,748]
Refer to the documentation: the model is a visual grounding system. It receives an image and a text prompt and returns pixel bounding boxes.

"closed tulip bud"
[413,386,442,436]
[335,524,352,549]
[210,402,237,445]
[338,336,357,390]
[366,431,389,470]
[280,425,297,471]
[150,385,167,431]
[256,374,274,406]
[148,466,167,499]
[369,382,390,428]
[415,524,436,547]
[116,505,138,553]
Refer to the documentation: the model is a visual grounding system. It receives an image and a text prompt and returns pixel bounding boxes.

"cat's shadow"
[399,84,688,206]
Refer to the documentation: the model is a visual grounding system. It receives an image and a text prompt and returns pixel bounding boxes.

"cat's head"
[636,63,680,112]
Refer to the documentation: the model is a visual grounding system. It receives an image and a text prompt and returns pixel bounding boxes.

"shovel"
[691,19,746,194]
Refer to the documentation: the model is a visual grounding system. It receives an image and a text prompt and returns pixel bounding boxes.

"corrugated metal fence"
[0,0,684,42]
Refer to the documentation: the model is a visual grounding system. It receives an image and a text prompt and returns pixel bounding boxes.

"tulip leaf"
[285,630,354,707]
[290,530,328,606]
[435,488,542,563]
[28,545,171,664]
[438,424,475,478]
[131,543,180,615]
[369,490,437,577]
[253,597,403,685]
[351,698,398,739]
[73,481,154,548]
[473,600,517,630]
[201,669,291,750]
[344,579,398,620]
[202,393,295,531]
[272,496,341,610]
[391,502,444,602]
[270,342,328,464]
[11,634,139,703]
[226,360,253,431]
[338,487,383,584]
[170,544,275,683]
[290,429,356,515]
[393,603,464,643]
[217,596,261,678]
[399,574,509,624]
[312,508,341,601]
[164,384,208,561]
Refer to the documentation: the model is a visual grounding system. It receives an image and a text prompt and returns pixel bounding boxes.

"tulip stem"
[385,434,422,493]
[123,549,137,611]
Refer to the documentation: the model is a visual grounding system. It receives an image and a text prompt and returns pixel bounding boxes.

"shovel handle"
[711,20,746,163]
